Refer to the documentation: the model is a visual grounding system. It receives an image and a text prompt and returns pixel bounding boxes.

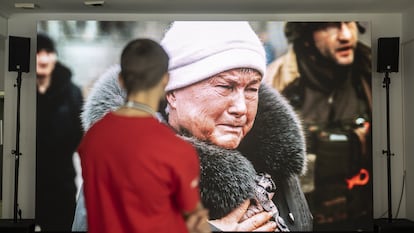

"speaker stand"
[5,71,35,233]
[374,72,414,232]
[381,71,393,223]
[11,71,23,222]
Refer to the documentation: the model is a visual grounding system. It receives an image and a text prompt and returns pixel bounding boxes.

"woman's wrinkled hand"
[209,199,277,232]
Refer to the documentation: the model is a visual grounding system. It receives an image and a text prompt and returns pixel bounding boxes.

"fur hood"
[82,64,307,219]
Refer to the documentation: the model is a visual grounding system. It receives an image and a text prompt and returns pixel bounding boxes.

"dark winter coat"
[73,64,313,231]
[36,62,84,231]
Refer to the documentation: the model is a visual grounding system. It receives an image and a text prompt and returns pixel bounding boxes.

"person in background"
[36,33,84,231]
[264,22,372,230]
[78,38,210,233]
[73,21,313,232]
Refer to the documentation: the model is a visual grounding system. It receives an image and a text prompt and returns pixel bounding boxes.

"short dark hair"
[120,38,169,95]
[284,21,365,43]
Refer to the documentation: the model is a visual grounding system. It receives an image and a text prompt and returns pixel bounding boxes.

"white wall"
[1,13,407,221]
[0,16,6,91]
[3,15,37,219]
[0,16,6,37]
[402,7,414,221]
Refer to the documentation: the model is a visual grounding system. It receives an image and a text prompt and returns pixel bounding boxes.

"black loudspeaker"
[377,37,400,73]
[8,36,31,73]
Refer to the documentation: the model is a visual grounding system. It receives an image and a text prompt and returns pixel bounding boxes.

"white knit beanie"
[161,21,266,92]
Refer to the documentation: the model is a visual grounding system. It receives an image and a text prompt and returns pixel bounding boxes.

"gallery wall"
[402,6,414,221]
[0,17,6,38]
[1,13,408,223]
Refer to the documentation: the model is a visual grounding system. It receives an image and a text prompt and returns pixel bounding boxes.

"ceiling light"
[84,1,104,7]
[14,3,36,9]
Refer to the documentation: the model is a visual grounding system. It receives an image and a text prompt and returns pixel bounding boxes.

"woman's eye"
[218,85,232,90]
[247,87,258,92]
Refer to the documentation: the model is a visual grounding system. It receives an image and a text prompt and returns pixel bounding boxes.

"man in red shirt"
[78,38,210,233]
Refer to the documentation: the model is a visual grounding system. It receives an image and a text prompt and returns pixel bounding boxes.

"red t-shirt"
[79,112,201,233]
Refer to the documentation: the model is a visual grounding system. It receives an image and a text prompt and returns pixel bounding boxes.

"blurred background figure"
[264,21,372,231]
[36,33,84,231]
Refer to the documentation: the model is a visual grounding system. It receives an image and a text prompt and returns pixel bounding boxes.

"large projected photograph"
[36,20,372,232]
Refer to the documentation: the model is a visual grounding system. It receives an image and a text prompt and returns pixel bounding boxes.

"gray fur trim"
[81,64,125,131]
[181,136,256,219]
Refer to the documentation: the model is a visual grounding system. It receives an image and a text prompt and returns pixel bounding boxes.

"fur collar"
[238,83,306,178]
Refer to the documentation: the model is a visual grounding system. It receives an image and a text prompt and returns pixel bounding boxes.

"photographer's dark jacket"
[72,65,313,232]
[265,41,372,227]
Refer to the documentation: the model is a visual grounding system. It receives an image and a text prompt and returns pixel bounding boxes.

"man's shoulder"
[266,51,290,73]
[264,48,300,91]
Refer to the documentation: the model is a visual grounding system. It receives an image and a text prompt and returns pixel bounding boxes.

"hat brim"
[165,48,266,92]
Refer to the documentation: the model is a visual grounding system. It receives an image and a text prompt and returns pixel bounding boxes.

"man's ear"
[165,91,177,109]
[162,73,169,88]
[118,75,125,89]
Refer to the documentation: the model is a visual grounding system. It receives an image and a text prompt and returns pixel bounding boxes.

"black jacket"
[36,62,84,231]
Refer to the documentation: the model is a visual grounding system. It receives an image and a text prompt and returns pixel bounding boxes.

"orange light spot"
[346,168,369,190]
